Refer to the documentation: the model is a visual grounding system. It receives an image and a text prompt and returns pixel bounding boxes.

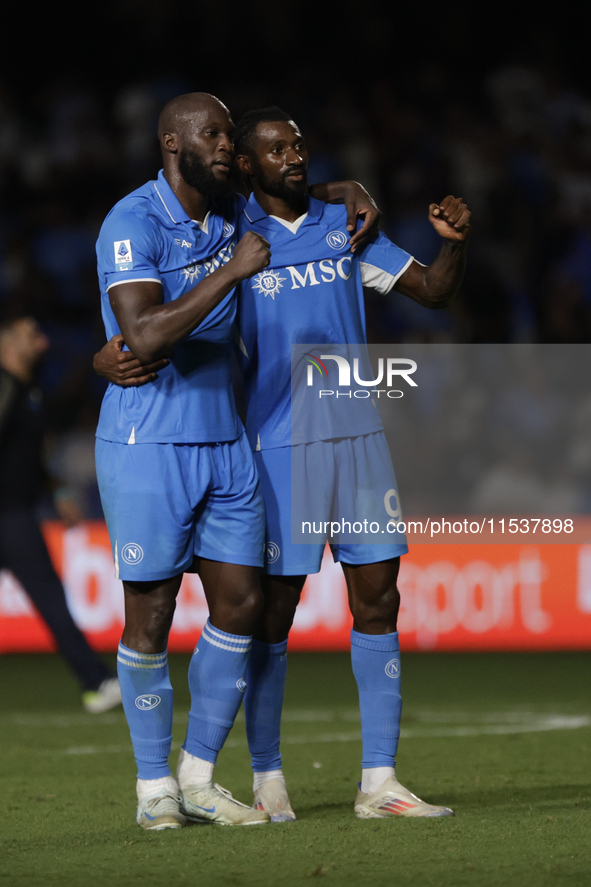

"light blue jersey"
[237,195,413,451]
[236,194,411,572]
[96,171,244,445]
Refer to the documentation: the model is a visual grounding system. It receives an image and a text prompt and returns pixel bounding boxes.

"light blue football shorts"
[254,431,408,576]
[96,433,265,581]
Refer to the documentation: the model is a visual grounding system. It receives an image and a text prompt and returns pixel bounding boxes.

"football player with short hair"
[94,92,380,830]
[96,91,273,830]
[229,107,469,820]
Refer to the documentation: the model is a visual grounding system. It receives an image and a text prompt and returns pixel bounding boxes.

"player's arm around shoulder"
[309,180,381,252]
[395,196,471,309]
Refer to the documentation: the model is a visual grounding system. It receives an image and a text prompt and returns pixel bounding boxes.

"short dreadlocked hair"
[233,107,297,157]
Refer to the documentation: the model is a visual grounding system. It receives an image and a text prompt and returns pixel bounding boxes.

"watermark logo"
[303,352,329,379]
[385,659,401,679]
[135,695,161,710]
[304,353,418,399]
[121,543,144,565]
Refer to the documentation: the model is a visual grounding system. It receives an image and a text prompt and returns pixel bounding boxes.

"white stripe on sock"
[203,623,252,648]
[116,656,166,670]
[117,646,167,662]
[117,647,167,669]
[200,634,252,654]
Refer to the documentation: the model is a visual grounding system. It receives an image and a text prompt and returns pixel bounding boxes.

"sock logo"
[385,659,401,679]
[135,694,161,710]
[236,678,247,692]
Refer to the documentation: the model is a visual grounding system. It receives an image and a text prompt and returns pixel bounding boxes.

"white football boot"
[354,775,454,819]
[137,789,186,830]
[253,778,296,822]
[180,782,270,825]
[82,677,122,714]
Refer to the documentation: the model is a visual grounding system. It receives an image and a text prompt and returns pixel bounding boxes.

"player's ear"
[235,154,252,176]
[161,131,178,154]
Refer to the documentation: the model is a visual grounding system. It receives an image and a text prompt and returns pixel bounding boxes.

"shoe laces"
[210,783,250,809]
[213,783,233,798]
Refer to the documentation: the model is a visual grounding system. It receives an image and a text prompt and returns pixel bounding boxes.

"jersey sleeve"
[356,230,414,294]
[96,206,163,292]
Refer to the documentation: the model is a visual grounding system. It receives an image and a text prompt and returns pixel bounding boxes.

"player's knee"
[350,582,400,632]
[259,599,298,643]
[124,599,175,652]
[255,579,302,643]
[208,581,263,635]
[233,584,264,622]
[276,591,300,630]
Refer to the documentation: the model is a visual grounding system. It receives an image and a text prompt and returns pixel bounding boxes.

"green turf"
[1,652,590,886]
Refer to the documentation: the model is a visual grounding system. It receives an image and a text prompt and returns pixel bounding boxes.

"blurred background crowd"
[1,2,590,517]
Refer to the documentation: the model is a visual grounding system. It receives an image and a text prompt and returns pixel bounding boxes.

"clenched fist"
[230,231,271,279]
[428,196,471,242]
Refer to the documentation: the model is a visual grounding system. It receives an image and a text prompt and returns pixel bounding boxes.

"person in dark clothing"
[0,315,121,712]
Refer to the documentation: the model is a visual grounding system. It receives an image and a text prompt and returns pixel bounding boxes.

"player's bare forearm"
[109,232,270,363]
[308,181,357,204]
[396,241,468,308]
[309,180,380,252]
[110,265,241,363]
[396,195,470,308]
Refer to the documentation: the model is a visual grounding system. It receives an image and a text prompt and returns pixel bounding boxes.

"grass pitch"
[1,651,590,887]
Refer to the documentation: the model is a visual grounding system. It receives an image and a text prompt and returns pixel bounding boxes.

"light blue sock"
[117,642,173,780]
[183,620,252,764]
[350,629,402,769]
[244,638,288,772]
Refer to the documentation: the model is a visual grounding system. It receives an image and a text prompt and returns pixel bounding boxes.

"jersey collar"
[244,192,325,227]
[153,170,192,224]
